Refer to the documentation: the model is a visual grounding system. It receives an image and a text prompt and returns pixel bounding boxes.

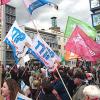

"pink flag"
[65,26,100,61]
[0,0,10,5]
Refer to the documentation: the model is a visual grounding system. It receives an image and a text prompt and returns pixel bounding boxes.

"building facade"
[1,5,16,66]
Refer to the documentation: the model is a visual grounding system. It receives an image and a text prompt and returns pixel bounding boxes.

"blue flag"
[24,0,58,14]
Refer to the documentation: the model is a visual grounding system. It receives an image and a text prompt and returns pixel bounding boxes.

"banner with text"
[3,21,32,64]
[28,34,61,68]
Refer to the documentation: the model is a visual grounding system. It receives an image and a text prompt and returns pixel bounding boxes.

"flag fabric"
[23,54,30,63]
[15,92,32,100]
[0,0,10,5]
[3,21,32,64]
[3,21,60,68]
[28,34,61,68]
[64,51,79,61]
[65,16,97,40]
[24,0,58,15]
[20,80,29,93]
[65,26,100,61]
[41,68,49,77]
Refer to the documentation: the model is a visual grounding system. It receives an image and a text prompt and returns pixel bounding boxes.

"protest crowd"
[0,0,100,100]
[0,59,100,100]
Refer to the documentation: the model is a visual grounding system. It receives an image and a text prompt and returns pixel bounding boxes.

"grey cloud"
[8,0,91,32]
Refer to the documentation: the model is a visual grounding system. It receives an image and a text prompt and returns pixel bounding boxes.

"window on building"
[6,51,12,59]
[50,43,52,47]
[58,45,61,49]
[57,37,60,41]
[55,44,58,48]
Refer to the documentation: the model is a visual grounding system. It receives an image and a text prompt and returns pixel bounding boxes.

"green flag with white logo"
[65,16,97,40]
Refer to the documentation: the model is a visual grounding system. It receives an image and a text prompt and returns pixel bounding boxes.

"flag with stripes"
[24,0,58,14]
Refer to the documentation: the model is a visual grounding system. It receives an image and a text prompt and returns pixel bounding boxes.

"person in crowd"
[1,78,23,100]
[72,70,87,100]
[5,68,11,79]
[21,67,30,86]
[37,78,60,100]
[20,80,31,98]
[10,68,18,81]
[85,72,94,84]
[51,72,70,100]
[29,72,41,99]
[29,71,37,90]
[83,85,100,100]
[72,77,87,100]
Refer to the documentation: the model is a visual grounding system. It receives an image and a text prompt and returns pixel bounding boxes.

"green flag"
[65,16,97,40]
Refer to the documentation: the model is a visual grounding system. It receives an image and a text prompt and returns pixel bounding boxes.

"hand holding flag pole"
[46,51,72,100]
[56,67,72,100]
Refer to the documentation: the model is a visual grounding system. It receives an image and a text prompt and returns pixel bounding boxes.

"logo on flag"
[65,26,100,61]
[65,16,97,40]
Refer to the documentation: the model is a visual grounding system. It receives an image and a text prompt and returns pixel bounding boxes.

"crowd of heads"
[0,59,100,100]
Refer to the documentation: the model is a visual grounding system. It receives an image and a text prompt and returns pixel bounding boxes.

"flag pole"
[36,32,72,100]
[21,61,30,78]
[56,67,72,100]
[30,15,39,34]
[23,0,39,34]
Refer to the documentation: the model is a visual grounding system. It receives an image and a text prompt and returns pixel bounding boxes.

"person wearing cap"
[83,85,100,100]
[72,77,86,100]
[72,69,87,100]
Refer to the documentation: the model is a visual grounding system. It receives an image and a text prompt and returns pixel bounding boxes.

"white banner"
[3,21,32,64]
[23,54,30,63]
[28,34,61,68]
[15,92,32,100]
[3,21,61,68]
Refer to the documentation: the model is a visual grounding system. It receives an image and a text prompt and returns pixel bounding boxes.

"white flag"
[23,54,30,63]
[15,92,32,100]
[3,21,32,64]
[28,34,61,68]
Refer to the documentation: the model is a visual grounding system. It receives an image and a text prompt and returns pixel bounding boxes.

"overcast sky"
[8,0,92,32]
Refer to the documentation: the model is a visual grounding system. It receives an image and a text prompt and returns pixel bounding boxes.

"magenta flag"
[0,0,10,5]
[65,26,100,61]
